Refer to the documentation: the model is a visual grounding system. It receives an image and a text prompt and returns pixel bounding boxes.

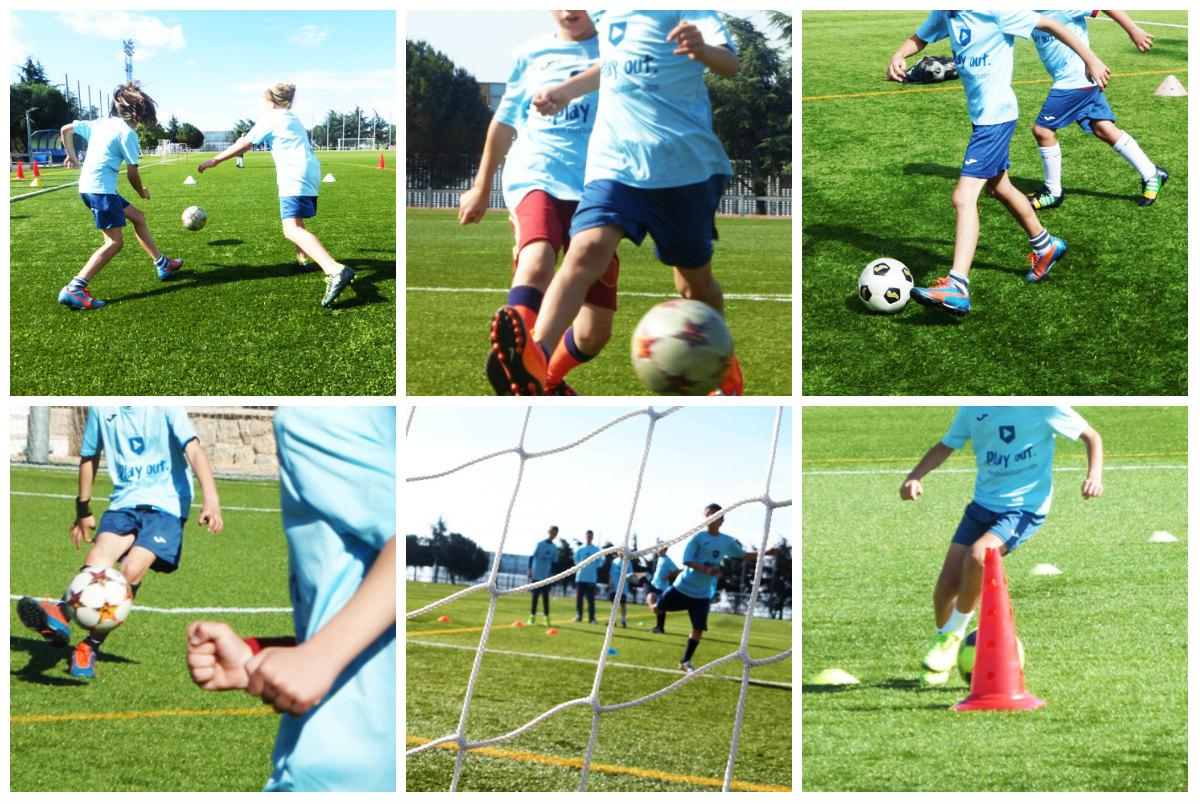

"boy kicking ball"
[887,12,1110,316]
[901,406,1103,685]
[58,82,183,310]
[198,83,355,307]
[1026,10,1167,211]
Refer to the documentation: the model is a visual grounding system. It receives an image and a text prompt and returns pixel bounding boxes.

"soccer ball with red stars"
[630,300,733,395]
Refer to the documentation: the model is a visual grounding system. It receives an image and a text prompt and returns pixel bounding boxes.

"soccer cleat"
[588,619,599,625]
[920,668,950,686]
[156,256,183,280]
[488,306,548,395]
[321,266,355,306]
[1026,186,1063,210]
[649,626,665,634]
[547,379,579,396]
[1026,236,1067,283]
[57,286,106,310]
[620,619,627,629]
[70,641,96,680]
[910,277,969,316]
[679,660,694,673]
[1139,165,1169,206]
[542,615,551,627]
[572,615,582,622]
[921,631,963,673]
[17,597,71,647]
[709,353,743,396]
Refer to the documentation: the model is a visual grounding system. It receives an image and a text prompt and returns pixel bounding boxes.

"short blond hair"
[264,83,296,109]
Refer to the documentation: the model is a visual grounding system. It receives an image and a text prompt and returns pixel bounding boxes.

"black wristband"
[75,498,92,519]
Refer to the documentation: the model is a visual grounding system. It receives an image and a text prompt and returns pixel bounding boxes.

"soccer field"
[802,11,1188,395]
[801,406,1187,791]
[405,208,792,395]
[8,466,304,791]
[405,581,792,791]
[9,150,396,395]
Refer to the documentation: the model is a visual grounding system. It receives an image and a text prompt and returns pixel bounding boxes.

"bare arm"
[900,442,955,501]
[531,64,601,116]
[198,135,253,173]
[1036,15,1111,88]
[887,35,928,82]
[60,124,79,168]
[1102,11,1154,51]
[184,439,223,532]
[667,20,739,77]
[458,118,517,225]
[71,455,99,549]
[125,164,149,199]
[1079,426,1104,498]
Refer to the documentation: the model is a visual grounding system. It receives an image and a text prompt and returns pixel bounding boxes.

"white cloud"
[229,69,395,119]
[9,16,32,69]
[56,11,185,62]
[288,24,330,47]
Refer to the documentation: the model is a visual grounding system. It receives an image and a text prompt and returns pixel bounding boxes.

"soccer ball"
[65,566,133,634]
[928,60,946,81]
[857,257,913,313]
[182,205,207,231]
[631,299,733,395]
[958,629,1025,685]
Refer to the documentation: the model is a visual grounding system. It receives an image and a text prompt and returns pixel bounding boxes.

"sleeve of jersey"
[246,119,271,146]
[493,50,528,129]
[166,407,199,449]
[998,10,1041,39]
[1046,406,1087,441]
[80,409,100,457]
[915,12,948,44]
[690,10,735,52]
[73,120,91,140]
[941,409,971,449]
[122,128,140,165]
[724,537,747,560]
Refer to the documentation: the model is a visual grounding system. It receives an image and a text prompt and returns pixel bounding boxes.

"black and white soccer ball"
[858,258,914,313]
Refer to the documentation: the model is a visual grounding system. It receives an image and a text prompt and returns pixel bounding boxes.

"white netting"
[405,406,792,791]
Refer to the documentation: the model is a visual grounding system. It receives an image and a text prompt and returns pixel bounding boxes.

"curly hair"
[263,82,297,109]
[110,81,158,127]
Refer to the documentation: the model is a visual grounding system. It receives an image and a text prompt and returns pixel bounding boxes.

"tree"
[427,517,488,585]
[136,121,167,151]
[165,115,180,141]
[231,118,253,140]
[406,533,435,568]
[405,39,491,185]
[9,82,75,151]
[177,123,203,149]
[18,57,48,85]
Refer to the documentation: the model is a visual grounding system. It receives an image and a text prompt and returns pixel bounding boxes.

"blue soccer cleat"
[1026,236,1067,283]
[321,265,356,307]
[911,277,970,317]
[69,641,96,680]
[17,597,72,647]
[57,286,106,310]
[157,256,183,280]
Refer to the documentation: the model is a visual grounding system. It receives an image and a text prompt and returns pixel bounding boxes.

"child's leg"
[1093,119,1158,182]
[987,172,1044,239]
[123,205,163,261]
[955,533,1008,615]
[672,262,724,315]
[932,543,968,629]
[1032,123,1063,197]
[513,240,557,292]
[282,219,340,276]
[78,228,125,282]
[116,545,157,588]
[949,176,988,277]
[81,531,135,568]
[533,225,623,352]
[547,303,613,388]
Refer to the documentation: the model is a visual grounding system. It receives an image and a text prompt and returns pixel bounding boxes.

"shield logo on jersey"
[128,436,145,454]
[957,27,972,47]
[609,22,626,45]
[999,425,1015,444]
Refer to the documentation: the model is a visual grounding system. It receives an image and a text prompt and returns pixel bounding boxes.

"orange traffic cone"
[377,153,385,169]
[16,160,25,179]
[954,547,1044,711]
[32,160,41,178]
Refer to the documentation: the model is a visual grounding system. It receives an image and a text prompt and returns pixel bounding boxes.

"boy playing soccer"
[573,529,601,623]
[463,11,620,396]
[17,406,223,678]
[901,406,1103,685]
[198,83,355,307]
[58,82,183,310]
[528,526,560,626]
[490,11,744,395]
[186,406,396,791]
[1025,10,1167,210]
[887,12,1110,315]
[646,545,678,634]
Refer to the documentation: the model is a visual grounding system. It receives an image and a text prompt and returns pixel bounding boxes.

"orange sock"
[547,327,592,388]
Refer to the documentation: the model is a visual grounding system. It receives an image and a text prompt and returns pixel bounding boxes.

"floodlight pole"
[25,107,39,165]
[123,40,134,83]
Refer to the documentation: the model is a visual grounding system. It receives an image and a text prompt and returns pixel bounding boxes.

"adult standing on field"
[573,529,601,623]
[528,525,560,626]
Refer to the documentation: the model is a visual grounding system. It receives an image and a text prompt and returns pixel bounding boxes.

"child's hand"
[1128,26,1154,52]
[458,186,490,225]
[197,159,216,173]
[199,503,224,533]
[70,516,95,549]
[887,54,909,83]
[139,187,151,200]
[1086,57,1110,89]
[531,88,568,117]
[900,478,923,501]
[667,20,706,59]
[63,157,79,169]
[1081,475,1103,499]
[186,621,253,691]
[245,642,341,716]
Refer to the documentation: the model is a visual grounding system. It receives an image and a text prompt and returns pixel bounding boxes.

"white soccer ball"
[858,258,914,313]
[65,566,133,634]
[631,300,733,395]
[181,205,208,231]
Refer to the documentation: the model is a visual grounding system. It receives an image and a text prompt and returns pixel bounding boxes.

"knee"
[966,543,989,570]
[951,188,975,212]
[574,316,612,354]
[567,237,615,278]
[1031,125,1054,146]
[675,270,718,300]
[517,241,556,286]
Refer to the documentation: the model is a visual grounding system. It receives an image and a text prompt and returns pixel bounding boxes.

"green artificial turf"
[10,150,396,394]
[405,581,792,791]
[405,209,791,395]
[802,11,1187,394]
[801,406,1187,791]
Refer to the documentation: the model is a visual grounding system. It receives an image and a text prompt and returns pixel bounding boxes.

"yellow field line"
[12,706,274,724]
[406,736,790,792]
[802,67,1188,101]
[342,161,396,172]
[806,451,1187,465]
[408,621,527,636]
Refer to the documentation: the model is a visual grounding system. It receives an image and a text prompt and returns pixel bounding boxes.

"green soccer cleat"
[1026,185,1063,210]
[921,631,963,673]
[920,668,950,686]
[1139,165,1169,206]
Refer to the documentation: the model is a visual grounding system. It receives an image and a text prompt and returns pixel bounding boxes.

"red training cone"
[377,153,385,169]
[16,160,25,179]
[954,547,1044,711]
[32,160,41,178]
[437,615,450,623]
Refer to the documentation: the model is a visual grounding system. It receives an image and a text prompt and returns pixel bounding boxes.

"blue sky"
[405,406,793,563]
[10,11,395,130]
[406,10,789,82]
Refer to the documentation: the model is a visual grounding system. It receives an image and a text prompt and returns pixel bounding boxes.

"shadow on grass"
[205,238,245,246]
[841,294,962,327]
[10,635,137,686]
[905,161,1134,204]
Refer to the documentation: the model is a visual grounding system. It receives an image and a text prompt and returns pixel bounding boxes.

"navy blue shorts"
[1035,87,1116,135]
[961,120,1018,179]
[80,192,130,229]
[656,586,711,632]
[570,174,727,268]
[97,505,185,573]
[608,585,628,603]
[951,501,1045,553]
[280,195,318,220]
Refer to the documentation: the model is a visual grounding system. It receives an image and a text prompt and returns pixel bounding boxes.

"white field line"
[406,638,792,689]
[11,490,279,513]
[804,463,1187,477]
[10,159,176,202]
[407,286,791,303]
[1095,16,1188,30]
[8,595,291,614]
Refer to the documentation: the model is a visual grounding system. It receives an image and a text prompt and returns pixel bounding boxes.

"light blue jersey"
[72,117,140,195]
[530,539,559,581]
[247,108,321,197]
[651,554,678,592]
[496,31,601,209]
[574,543,601,583]
[673,531,745,599]
[916,11,1040,125]
[80,407,196,519]
[1033,10,1097,90]
[609,555,632,586]
[267,406,396,792]
[586,10,734,188]
[942,406,1088,516]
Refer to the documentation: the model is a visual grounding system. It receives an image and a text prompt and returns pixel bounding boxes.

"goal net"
[336,137,377,150]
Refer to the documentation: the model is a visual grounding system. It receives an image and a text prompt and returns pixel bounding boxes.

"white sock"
[1039,144,1062,196]
[1113,132,1156,181]
[939,606,974,637]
